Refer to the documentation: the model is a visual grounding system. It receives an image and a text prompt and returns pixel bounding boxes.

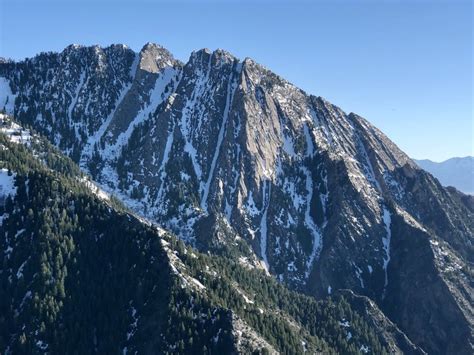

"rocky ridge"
[0,43,472,353]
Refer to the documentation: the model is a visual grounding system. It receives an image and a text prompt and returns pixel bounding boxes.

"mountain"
[0,114,423,354]
[415,157,474,195]
[0,43,472,354]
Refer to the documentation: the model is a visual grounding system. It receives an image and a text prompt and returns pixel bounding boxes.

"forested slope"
[0,119,422,354]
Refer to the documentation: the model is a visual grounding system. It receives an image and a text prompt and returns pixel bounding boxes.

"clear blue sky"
[1,0,472,161]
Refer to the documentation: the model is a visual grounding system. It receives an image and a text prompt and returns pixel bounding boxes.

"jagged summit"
[187,47,240,68]
[138,42,177,73]
[141,41,162,49]
[190,47,212,56]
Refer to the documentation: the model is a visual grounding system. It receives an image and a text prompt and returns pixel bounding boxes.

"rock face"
[0,43,472,353]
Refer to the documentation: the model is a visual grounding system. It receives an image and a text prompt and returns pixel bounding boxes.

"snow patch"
[0,114,31,145]
[201,70,238,212]
[303,123,314,156]
[36,340,48,351]
[126,304,139,341]
[245,191,259,217]
[68,71,86,123]
[81,177,110,201]
[0,77,16,114]
[155,126,174,209]
[233,284,255,304]
[282,133,296,156]
[339,319,350,328]
[259,180,271,273]
[0,168,16,201]
[16,258,28,279]
[301,167,323,278]
[80,74,135,167]
[104,67,178,161]
[381,207,392,298]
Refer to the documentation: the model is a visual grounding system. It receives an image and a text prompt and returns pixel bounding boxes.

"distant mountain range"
[415,157,474,195]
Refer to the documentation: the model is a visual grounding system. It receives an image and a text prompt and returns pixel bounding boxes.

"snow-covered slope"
[0,43,472,354]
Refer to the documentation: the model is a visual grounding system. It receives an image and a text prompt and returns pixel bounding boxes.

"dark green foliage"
[168,237,390,355]
[0,134,389,354]
[0,137,234,354]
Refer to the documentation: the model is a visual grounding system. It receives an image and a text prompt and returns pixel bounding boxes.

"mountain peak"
[192,47,212,56]
[141,41,165,52]
[189,47,238,64]
[138,42,176,73]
